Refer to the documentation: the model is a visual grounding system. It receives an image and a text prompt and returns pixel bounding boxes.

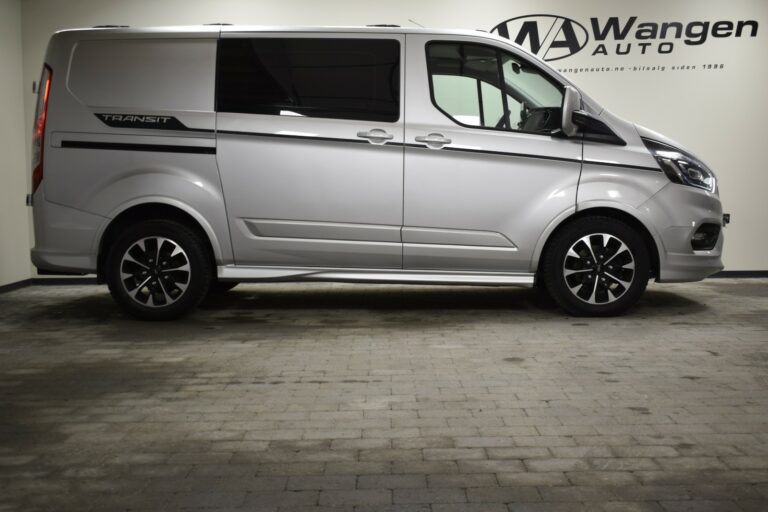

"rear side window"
[68,39,216,111]
[217,38,400,122]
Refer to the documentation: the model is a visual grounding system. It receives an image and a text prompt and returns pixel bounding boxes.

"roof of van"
[54,24,503,39]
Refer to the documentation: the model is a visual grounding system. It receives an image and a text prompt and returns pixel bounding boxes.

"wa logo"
[492,15,589,61]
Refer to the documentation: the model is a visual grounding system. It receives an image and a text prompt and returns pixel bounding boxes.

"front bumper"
[640,183,725,282]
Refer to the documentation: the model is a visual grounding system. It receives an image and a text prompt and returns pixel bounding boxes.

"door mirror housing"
[561,85,581,137]
[572,110,626,146]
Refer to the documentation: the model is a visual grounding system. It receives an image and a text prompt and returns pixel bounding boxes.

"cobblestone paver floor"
[0,279,767,511]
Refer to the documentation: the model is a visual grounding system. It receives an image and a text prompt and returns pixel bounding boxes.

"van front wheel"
[106,220,213,320]
[543,216,649,316]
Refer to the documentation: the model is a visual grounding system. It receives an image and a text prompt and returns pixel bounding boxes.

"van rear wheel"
[543,216,649,316]
[106,220,213,320]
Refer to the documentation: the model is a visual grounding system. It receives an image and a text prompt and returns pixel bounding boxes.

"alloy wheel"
[563,233,635,305]
[119,237,191,308]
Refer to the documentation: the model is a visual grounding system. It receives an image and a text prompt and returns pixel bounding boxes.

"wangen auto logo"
[492,15,589,61]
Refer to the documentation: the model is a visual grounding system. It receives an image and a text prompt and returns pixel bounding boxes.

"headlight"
[642,138,717,193]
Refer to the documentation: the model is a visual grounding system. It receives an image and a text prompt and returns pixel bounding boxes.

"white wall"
[0,0,31,287]
[2,0,765,285]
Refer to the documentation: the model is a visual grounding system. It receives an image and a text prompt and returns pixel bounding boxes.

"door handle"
[415,133,452,148]
[357,129,394,145]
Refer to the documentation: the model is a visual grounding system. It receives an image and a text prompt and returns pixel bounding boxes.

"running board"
[218,266,534,286]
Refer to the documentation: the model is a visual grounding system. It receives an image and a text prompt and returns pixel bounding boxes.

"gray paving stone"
[427,473,497,488]
[392,437,454,449]
[354,506,429,512]
[423,448,486,461]
[509,503,588,511]
[720,456,768,469]
[566,470,639,486]
[466,486,541,502]
[610,446,679,458]
[324,462,391,475]
[393,488,467,504]
[357,474,426,489]
[654,456,728,471]
[360,448,422,462]
[550,446,613,458]
[0,280,766,511]
[318,489,391,506]
[432,505,507,512]
[487,447,550,459]
[457,459,525,473]
[287,475,357,490]
[243,490,319,507]
[538,485,617,501]
[659,500,744,511]
[596,502,665,512]
[524,458,591,472]
[497,472,569,487]
[392,461,459,474]
[165,491,247,509]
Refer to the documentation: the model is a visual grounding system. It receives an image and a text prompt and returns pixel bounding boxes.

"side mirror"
[572,110,626,146]
[561,85,581,137]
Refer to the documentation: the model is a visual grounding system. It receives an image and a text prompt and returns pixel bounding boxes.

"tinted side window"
[429,44,504,129]
[217,38,400,122]
[426,42,563,134]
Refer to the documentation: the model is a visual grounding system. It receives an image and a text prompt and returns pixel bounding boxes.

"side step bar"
[218,266,534,286]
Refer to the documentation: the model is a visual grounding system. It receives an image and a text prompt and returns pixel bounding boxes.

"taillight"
[31,64,52,194]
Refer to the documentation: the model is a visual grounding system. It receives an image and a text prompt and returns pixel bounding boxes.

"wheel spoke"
[123,253,149,269]
[587,235,602,262]
[566,247,581,259]
[120,236,191,309]
[588,275,600,304]
[562,232,635,306]
[126,275,152,303]
[604,271,632,289]
[604,241,628,266]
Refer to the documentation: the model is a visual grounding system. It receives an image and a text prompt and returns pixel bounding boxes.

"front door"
[216,33,405,268]
[402,34,583,273]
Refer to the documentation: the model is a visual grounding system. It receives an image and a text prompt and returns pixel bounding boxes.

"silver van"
[28,25,727,319]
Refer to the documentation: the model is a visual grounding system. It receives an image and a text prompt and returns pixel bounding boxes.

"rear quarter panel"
[39,29,232,264]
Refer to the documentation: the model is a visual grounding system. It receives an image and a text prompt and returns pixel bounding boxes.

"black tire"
[543,216,650,316]
[209,281,239,294]
[106,220,213,320]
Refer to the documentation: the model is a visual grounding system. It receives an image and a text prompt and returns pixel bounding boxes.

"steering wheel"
[496,101,530,130]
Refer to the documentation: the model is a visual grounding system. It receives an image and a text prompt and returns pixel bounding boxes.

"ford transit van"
[28,25,726,319]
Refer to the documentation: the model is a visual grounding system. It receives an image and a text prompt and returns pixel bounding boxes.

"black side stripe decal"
[403,143,581,165]
[406,143,658,171]
[61,140,216,155]
[218,130,660,172]
[582,160,660,172]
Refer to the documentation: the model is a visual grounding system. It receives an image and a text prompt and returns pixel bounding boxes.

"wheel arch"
[534,205,661,281]
[96,200,221,283]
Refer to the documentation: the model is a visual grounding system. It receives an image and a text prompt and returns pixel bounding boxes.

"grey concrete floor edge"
[0,279,766,512]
